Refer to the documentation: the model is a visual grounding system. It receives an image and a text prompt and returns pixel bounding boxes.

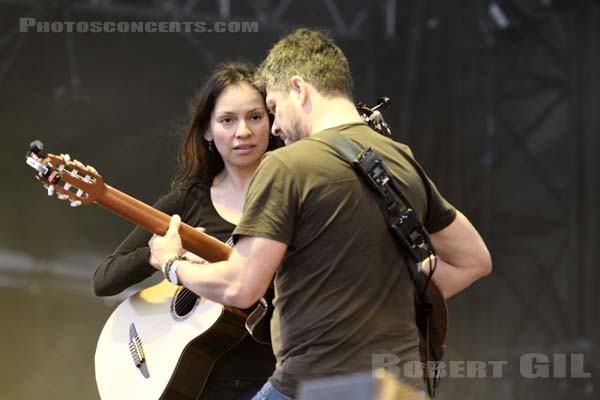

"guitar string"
[135,236,235,346]
[170,236,235,312]
[134,286,217,348]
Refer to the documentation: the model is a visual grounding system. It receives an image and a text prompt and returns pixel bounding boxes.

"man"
[149,28,492,399]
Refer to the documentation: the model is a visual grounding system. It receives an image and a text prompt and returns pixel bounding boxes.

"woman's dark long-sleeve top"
[93,183,275,385]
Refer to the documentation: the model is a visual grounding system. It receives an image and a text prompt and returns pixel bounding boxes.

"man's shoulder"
[264,138,329,164]
[338,125,413,159]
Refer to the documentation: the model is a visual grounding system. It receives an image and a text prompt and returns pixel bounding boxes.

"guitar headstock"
[356,97,392,136]
[25,140,104,206]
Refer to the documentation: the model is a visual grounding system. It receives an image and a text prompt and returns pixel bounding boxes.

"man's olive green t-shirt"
[233,123,456,397]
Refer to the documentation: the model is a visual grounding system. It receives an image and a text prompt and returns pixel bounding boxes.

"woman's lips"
[233,144,256,154]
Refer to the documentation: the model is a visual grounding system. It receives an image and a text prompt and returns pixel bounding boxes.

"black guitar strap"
[309,130,444,397]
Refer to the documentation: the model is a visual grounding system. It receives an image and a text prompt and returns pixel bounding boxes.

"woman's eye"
[251,114,264,121]
[220,117,232,124]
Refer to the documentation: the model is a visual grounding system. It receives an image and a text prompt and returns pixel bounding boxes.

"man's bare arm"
[425,211,492,298]
[148,215,287,308]
[178,235,286,308]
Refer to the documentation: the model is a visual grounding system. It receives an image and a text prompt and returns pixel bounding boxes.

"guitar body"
[95,280,248,400]
[417,278,448,363]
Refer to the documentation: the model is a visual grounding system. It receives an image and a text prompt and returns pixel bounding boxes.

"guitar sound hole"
[171,287,200,319]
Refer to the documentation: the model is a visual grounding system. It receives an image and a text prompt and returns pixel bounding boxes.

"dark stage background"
[1,0,598,398]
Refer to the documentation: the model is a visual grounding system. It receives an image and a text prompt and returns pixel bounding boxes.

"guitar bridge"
[128,323,150,378]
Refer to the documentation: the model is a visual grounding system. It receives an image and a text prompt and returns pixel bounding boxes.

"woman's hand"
[148,219,210,268]
[148,215,185,270]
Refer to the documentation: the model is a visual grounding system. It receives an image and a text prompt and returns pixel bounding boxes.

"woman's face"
[205,82,270,171]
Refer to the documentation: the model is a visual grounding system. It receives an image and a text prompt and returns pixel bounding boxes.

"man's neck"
[309,96,364,136]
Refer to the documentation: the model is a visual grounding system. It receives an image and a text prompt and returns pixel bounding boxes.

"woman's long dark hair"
[173,62,278,189]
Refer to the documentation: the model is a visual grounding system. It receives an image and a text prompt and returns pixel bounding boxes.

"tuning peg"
[29,140,44,155]
[376,97,391,109]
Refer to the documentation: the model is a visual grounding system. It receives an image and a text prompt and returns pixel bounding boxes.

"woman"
[93,62,279,400]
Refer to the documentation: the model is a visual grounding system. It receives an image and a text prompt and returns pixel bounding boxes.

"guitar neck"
[97,184,232,262]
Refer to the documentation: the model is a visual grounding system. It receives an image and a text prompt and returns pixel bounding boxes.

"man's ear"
[290,75,308,105]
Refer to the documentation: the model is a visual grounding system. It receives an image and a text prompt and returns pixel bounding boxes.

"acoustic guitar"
[25,141,271,399]
[25,140,447,399]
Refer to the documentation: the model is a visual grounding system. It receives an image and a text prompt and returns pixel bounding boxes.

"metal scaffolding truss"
[1,0,406,103]
[460,1,598,396]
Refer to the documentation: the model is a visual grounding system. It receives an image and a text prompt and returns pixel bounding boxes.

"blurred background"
[1,0,598,398]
